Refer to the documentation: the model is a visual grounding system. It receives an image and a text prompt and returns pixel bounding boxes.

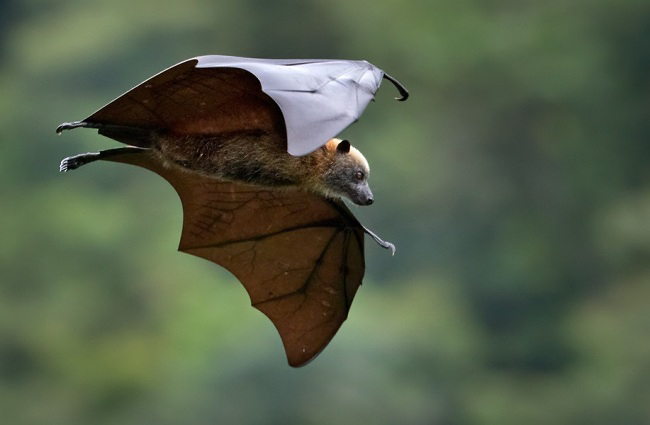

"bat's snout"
[349,184,374,206]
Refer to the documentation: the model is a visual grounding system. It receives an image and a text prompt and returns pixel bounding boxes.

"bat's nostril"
[366,198,374,205]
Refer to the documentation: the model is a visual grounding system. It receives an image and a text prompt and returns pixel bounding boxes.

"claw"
[59,152,101,172]
[382,73,409,102]
[56,121,88,135]
[363,226,396,255]
[59,158,70,172]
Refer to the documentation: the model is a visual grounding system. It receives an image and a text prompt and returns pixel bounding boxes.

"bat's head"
[321,139,374,206]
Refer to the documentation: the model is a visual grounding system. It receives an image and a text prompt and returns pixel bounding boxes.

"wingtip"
[287,356,312,368]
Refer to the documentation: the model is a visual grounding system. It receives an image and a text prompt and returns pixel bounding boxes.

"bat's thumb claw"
[378,240,396,255]
[382,73,409,102]
[56,121,86,135]
[363,226,396,255]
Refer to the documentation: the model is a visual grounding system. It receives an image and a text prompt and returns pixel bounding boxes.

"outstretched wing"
[195,56,385,155]
[85,60,287,143]
[75,55,387,156]
[104,149,366,367]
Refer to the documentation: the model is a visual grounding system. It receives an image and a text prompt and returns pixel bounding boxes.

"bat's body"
[57,55,407,366]
[151,132,372,206]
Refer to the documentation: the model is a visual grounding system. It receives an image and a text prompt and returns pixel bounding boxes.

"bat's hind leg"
[60,147,148,172]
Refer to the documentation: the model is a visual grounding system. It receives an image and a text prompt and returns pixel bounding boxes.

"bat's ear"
[336,139,351,154]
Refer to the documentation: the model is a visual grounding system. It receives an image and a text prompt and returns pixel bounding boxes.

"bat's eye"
[355,171,365,181]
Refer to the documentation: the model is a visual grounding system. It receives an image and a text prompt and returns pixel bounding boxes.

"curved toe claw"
[59,157,76,172]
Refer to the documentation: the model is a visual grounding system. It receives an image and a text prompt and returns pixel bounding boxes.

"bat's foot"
[59,152,100,172]
[60,147,150,172]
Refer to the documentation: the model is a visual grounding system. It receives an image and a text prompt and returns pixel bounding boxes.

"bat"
[56,55,408,366]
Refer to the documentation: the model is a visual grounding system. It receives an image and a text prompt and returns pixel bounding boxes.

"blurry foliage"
[1,0,649,424]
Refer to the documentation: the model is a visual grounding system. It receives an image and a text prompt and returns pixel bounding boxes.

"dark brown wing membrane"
[104,149,365,367]
[86,59,286,139]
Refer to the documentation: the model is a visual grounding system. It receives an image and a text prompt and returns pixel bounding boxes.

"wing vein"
[251,228,341,308]
[183,219,346,251]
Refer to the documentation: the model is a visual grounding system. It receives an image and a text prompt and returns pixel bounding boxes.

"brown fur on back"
[153,131,336,190]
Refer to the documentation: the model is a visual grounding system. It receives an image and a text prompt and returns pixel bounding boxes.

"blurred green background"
[2,0,650,423]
